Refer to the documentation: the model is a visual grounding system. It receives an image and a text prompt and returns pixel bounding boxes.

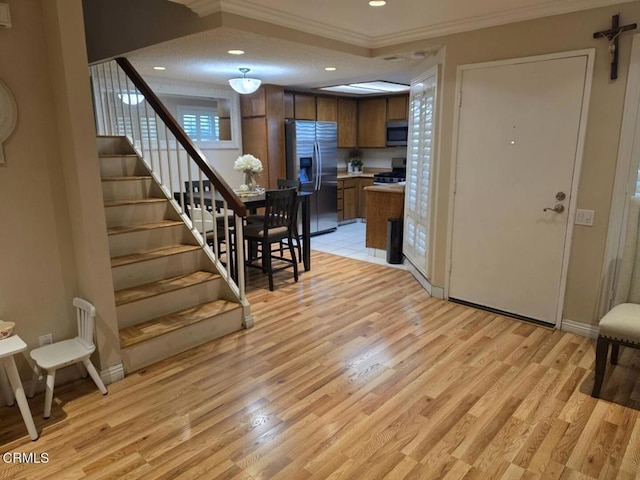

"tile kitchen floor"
[310,221,406,270]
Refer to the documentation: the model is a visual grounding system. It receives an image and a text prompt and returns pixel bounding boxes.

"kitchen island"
[364,184,405,250]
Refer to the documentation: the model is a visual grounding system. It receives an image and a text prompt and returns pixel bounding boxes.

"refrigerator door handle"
[314,141,321,191]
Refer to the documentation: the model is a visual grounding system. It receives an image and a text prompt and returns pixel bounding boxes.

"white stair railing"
[90,58,247,302]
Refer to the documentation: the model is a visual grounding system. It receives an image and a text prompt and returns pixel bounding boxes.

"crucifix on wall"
[593,14,637,80]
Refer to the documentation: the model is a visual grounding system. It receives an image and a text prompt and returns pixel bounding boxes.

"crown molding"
[216,0,373,48]
[369,0,630,48]
[168,0,629,49]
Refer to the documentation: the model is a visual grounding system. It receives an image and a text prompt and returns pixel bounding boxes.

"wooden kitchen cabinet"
[240,85,285,188]
[294,94,316,120]
[217,98,232,141]
[358,177,374,218]
[284,92,294,118]
[338,98,357,148]
[337,180,344,221]
[338,177,372,222]
[365,186,405,249]
[387,95,409,121]
[342,178,358,221]
[338,178,358,221]
[240,88,267,117]
[316,96,338,122]
[357,98,387,148]
[240,117,269,185]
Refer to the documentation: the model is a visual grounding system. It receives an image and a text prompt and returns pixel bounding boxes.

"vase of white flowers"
[234,154,263,192]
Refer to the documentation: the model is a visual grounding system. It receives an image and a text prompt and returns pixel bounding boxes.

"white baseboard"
[100,362,125,385]
[561,318,598,339]
[405,261,444,298]
[0,361,124,406]
[431,285,445,299]
[243,312,255,328]
[367,247,387,259]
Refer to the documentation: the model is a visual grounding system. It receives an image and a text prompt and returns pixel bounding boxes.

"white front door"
[449,52,593,325]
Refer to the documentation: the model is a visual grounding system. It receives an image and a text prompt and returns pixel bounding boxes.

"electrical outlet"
[38,334,53,346]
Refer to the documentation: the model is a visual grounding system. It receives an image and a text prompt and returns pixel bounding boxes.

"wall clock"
[0,78,17,165]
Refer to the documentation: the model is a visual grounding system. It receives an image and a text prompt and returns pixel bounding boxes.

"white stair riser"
[108,225,193,258]
[100,156,148,177]
[97,136,137,156]
[116,279,222,329]
[102,178,163,202]
[120,308,243,373]
[97,137,246,374]
[104,202,169,228]
[112,249,206,291]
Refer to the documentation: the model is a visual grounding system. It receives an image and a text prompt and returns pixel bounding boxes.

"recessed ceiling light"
[369,1,386,6]
[325,67,337,71]
[228,50,245,55]
[153,66,166,71]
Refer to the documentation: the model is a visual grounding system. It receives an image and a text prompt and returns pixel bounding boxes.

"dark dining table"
[175,189,312,272]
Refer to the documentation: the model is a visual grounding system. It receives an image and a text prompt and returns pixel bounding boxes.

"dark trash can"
[386,218,403,264]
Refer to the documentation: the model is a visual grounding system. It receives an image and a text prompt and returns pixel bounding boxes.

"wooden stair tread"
[102,176,153,182]
[111,244,201,268]
[115,271,220,306]
[99,153,139,157]
[104,198,166,207]
[119,300,241,349]
[107,220,184,236]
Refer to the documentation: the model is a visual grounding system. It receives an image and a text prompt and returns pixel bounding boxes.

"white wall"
[0,0,120,376]
[338,146,407,171]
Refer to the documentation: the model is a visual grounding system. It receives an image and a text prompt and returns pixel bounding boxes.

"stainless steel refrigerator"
[285,119,338,235]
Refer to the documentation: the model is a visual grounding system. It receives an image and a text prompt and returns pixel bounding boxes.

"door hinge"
[457,92,462,108]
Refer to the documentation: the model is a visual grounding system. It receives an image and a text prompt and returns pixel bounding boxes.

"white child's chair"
[28,298,107,418]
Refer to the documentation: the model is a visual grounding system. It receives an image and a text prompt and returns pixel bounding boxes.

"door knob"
[543,204,565,213]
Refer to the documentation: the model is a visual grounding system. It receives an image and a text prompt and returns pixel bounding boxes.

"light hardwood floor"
[1,251,639,479]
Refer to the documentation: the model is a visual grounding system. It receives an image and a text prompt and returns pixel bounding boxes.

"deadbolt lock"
[556,192,566,201]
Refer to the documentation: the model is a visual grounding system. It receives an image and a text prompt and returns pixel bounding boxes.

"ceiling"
[126,0,628,93]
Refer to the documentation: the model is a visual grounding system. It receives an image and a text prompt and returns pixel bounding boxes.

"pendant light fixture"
[228,67,261,94]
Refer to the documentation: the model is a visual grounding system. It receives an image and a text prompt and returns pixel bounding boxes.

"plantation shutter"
[403,66,438,279]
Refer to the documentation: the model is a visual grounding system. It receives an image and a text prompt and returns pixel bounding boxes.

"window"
[115,114,157,142]
[177,105,220,142]
[403,66,438,279]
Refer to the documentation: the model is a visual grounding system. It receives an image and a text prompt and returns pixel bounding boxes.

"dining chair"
[28,298,107,418]
[189,205,235,274]
[184,179,211,194]
[243,187,299,291]
[246,179,302,262]
[592,196,640,398]
[276,179,302,261]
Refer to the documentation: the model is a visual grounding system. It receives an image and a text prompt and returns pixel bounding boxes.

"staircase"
[97,135,245,373]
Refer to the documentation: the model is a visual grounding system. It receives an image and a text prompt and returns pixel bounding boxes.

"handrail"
[115,57,246,217]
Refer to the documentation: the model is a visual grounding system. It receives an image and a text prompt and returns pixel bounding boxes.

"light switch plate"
[575,209,595,226]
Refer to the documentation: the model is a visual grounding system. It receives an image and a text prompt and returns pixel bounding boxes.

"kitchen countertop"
[337,168,390,180]
[337,172,376,179]
[364,184,405,193]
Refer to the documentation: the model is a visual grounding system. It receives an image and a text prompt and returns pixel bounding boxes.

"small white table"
[0,335,38,440]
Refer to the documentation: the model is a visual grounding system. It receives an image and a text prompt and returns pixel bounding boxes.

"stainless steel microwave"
[386,120,408,146]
